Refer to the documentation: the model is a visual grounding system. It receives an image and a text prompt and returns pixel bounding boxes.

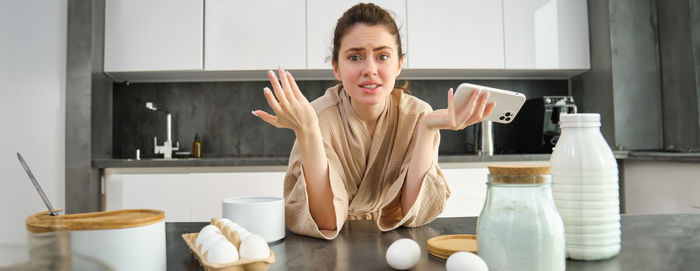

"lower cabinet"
[623,160,700,215]
[103,164,496,222]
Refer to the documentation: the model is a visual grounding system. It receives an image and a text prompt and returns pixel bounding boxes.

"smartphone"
[453,83,526,124]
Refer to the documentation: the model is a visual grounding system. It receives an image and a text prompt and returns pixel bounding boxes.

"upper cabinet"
[205,0,306,70]
[104,0,590,81]
[406,0,505,69]
[306,0,407,70]
[503,0,590,69]
[104,0,203,72]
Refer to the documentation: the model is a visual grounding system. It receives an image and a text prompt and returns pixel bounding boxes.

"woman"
[252,3,494,239]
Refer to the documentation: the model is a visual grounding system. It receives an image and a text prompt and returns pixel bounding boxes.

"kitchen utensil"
[17,152,58,216]
[222,197,284,243]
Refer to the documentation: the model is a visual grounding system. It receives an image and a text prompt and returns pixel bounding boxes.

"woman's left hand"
[422,88,495,131]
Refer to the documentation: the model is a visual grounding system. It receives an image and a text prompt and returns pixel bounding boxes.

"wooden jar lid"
[427,234,478,259]
[26,209,165,233]
[487,164,552,184]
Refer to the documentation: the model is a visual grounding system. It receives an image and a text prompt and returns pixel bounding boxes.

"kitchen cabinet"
[439,167,488,217]
[503,0,590,69]
[104,0,203,72]
[205,0,306,70]
[103,168,284,222]
[306,0,407,70]
[623,160,700,215]
[406,0,505,69]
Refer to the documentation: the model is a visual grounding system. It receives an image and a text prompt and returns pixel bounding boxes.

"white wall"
[0,0,67,244]
[624,160,700,215]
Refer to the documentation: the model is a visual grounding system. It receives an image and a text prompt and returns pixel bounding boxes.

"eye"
[378,54,389,61]
[348,55,361,62]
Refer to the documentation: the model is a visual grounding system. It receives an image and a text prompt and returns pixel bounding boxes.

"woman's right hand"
[252,67,319,134]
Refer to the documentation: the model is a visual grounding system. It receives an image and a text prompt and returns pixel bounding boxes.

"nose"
[361,58,378,77]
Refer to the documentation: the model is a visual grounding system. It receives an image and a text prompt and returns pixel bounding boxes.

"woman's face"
[333,23,403,107]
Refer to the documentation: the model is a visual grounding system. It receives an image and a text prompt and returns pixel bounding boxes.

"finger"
[470,92,490,123]
[278,67,295,102]
[482,102,496,121]
[251,110,279,127]
[447,88,456,128]
[461,88,480,119]
[263,87,282,113]
[286,71,304,100]
[267,70,288,105]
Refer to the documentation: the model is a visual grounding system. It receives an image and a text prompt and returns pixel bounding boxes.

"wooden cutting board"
[26,209,164,233]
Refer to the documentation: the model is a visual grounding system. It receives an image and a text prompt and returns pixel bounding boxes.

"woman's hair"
[332,3,409,92]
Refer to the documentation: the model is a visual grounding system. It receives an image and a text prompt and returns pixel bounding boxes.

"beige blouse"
[284,84,450,239]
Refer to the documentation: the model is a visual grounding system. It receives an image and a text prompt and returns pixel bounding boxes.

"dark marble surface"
[165,214,700,271]
[112,79,568,159]
[92,152,632,168]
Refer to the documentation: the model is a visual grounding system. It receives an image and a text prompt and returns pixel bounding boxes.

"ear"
[396,54,404,77]
[332,61,342,81]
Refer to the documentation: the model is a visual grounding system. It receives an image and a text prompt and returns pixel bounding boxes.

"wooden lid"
[26,209,164,233]
[487,164,551,175]
[427,234,478,259]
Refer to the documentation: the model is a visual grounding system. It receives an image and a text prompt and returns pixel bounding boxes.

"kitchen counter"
[93,151,630,168]
[165,213,700,270]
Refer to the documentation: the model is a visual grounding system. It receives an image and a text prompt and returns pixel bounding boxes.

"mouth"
[359,82,382,94]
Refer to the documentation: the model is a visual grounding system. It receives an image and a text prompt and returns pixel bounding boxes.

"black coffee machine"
[513,96,577,153]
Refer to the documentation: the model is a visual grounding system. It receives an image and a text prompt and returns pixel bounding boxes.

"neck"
[350,98,386,136]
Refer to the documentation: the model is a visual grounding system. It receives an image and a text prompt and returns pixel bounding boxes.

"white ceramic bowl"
[222,196,285,243]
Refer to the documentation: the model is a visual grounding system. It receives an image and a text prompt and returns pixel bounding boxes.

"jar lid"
[487,164,551,184]
[559,113,601,128]
[26,209,164,233]
[427,234,478,259]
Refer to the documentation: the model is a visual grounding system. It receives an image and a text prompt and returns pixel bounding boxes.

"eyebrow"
[344,46,394,54]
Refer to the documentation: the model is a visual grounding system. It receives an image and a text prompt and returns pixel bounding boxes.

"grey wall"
[658,0,700,151]
[66,0,111,213]
[112,79,568,159]
[572,0,663,150]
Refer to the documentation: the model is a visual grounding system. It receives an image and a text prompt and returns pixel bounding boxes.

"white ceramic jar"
[550,113,621,260]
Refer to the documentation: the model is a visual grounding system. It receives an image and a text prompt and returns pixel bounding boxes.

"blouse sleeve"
[283,140,350,240]
[376,124,451,231]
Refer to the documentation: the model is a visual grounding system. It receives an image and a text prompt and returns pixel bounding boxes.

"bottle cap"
[487,164,551,184]
[559,113,601,128]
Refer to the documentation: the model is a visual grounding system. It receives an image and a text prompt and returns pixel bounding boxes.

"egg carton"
[181,218,275,271]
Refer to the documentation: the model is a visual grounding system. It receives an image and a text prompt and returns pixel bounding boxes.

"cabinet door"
[104,173,191,222]
[306,0,407,70]
[104,0,203,72]
[439,167,489,217]
[205,0,306,70]
[406,0,504,69]
[503,0,589,69]
[189,172,285,221]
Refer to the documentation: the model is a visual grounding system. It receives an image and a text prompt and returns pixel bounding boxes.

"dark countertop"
[165,214,700,270]
[93,151,632,168]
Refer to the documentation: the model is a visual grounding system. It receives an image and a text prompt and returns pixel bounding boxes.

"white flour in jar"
[477,200,565,271]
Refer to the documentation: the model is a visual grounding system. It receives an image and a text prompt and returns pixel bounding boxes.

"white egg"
[206,239,239,264]
[195,225,221,248]
[237,229,252,241]
[238,234,270,260]
[200,234,228,254]
[446,252,488,271]
[385,238,420,270]
[217,217,234,225]
[222,221,245,232]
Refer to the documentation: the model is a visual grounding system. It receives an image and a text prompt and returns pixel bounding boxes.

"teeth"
[362,84,378,89]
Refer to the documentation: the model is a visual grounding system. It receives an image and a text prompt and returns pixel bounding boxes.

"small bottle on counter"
[192,133,202,158]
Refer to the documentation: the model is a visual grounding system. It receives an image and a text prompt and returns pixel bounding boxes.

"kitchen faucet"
[146,102,179,159]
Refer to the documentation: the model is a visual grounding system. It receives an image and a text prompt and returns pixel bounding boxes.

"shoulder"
[397,91,432,116]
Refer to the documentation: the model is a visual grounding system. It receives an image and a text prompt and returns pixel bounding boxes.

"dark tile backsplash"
[113,79,568,159]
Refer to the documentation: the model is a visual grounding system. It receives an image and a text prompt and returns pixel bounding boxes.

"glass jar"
[477,165,565,271]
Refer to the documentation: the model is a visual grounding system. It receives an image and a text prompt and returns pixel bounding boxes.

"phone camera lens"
[505,117,511,121]
[505,112,511,117]
[499,116,505,120]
